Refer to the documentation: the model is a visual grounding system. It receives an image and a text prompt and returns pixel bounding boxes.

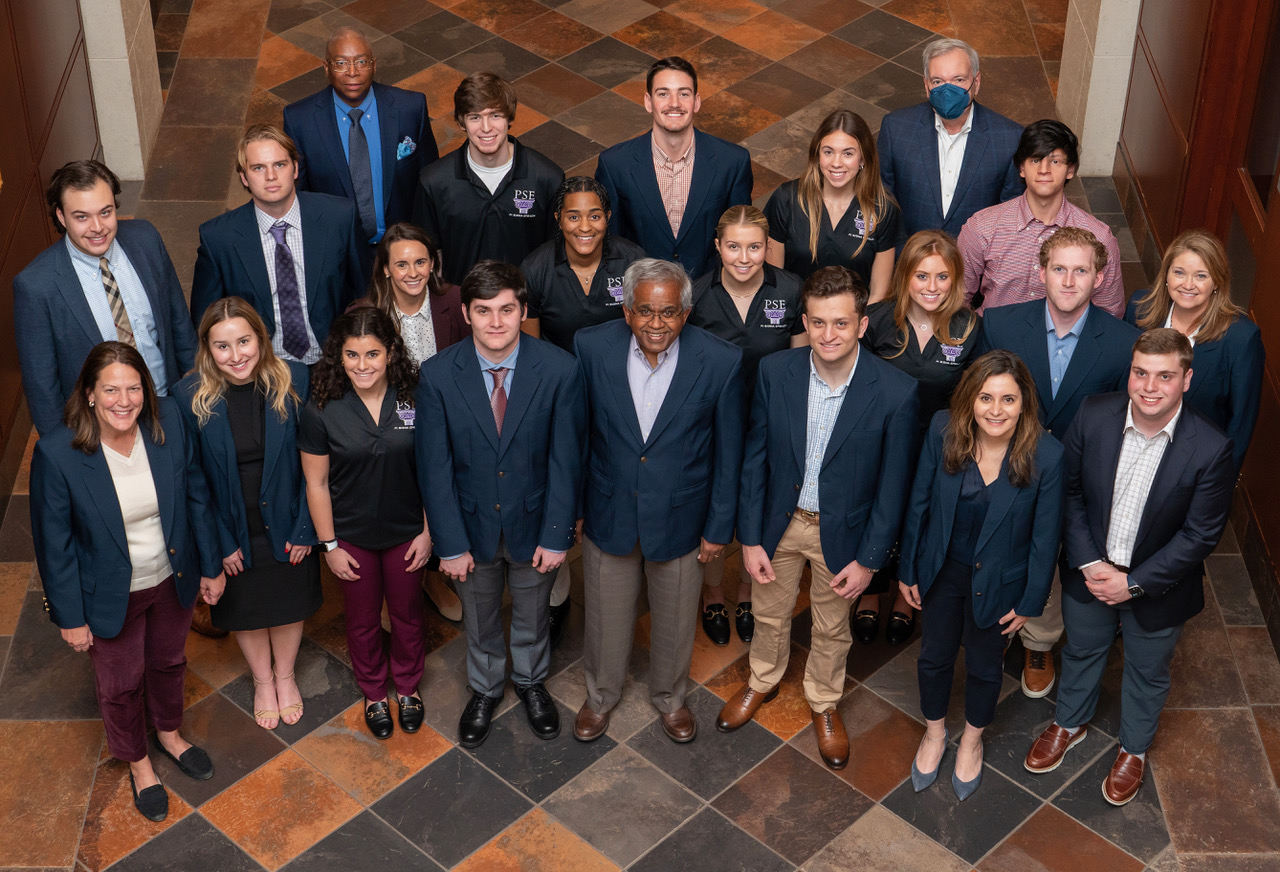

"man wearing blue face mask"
[877,39,1025,248]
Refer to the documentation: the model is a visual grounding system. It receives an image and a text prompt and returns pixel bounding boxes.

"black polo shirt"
[521,235,647,352]
[297,387,422,551]
[764,179,900,283]
[413,138,565,284]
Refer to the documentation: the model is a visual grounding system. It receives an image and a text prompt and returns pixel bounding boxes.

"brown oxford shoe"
[1024,723,1088,774]
[716,683,778,732]
[1021,648,1056,698]
[812,708,849,770]
[190,601,228,638]
[1103,750,1145,806]
[660,706,698,743]
[573,702,610,742]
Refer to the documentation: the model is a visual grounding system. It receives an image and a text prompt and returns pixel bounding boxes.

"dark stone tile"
[1080,176,1123,212]
[1208,554,1265,626]
[1122,262,1153,300]
[367,34,434,83]
[220,637,362,743]
[161,58,256,126]
[1174,856,1280,872]
[977,55,1058,128]
[683,35,773,94]
[343,0,441,34]
[267,0,337,35]
[447,35,547,81]
[845,60,925,112]
[751,160,790,205]
[104,813,261,872]
[725,63,829,119]
[1166,594,1248,708]
[779,35,884,88]
[1255,704,1280,786]
[560,37,657,89]
[504,10,604,62]
[269,66,331,106]
[773,0,873,30]
[629,808,795,872]
[141,126,244,202]
[983,690,1115,799]
[133,199,231,287]
[279,8,389,57]
[697,89,781,143]
[1230,626,1280,704]
[514,64,605,123]
[517,121,603,173]
[281,810,438,872]
[613,10,713,58]
[0,636,9,681]
[451,0,549,32]
[556,90,652,148]
[160,0,195,11]
[158,52,179,91]
[833,8,932,60]
[1052,744,1170,863]
[373,749,532,868]
[0,591,99,718]
[0,496,33,561]
[395,11,490,62]
[1216,520,1241,555]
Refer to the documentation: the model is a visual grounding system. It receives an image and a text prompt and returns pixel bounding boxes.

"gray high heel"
[951,743,983,801]
[910,728,949,792]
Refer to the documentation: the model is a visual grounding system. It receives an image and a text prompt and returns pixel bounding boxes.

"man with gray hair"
[571,258,744,745]
[877,37,1024,245]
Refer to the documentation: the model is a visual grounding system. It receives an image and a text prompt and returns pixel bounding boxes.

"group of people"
[15,27,1263,823]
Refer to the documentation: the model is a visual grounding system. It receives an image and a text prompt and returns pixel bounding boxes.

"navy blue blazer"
[877,101,1024,244]
[737,348,919,573]
[190,193,364,347]
[1125,291,1264,471]
[574,321,744,561]
[283,83,438,233]
[172,362,316,566]
[981,301,1140,436]
[1061,392,1236,631]
[30,401,223,638]
[899,411,1065,628]
[595,129,752,279]
[416,336,586,563]
[14,220,198,436]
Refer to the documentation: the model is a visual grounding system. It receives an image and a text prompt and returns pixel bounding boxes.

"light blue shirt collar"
[1044,301,1090,338]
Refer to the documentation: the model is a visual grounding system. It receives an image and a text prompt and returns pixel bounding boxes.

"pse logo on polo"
[848,209,868,239]
[763,300,787,327]
[512,190,536,216]
[607,277,624,305]
[940,344,965,365]
[395,400,416,430]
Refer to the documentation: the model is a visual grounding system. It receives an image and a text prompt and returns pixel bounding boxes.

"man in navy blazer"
[283,26,436,271]
[595,57,752,279]
[877,38,1023,245]
[980,227,1140,699]
[1024,329,1235,806]
[14,159,197,436]
[417,261,586,749]
[572,258,744,744]
[190,125,363,365]
[718,266,918,769]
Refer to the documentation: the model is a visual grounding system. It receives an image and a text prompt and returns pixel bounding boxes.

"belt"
[794,508,819,524]
[1107,559,1132,573]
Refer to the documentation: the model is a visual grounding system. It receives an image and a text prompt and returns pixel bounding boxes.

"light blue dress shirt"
[1045,303,1089,399]
[798,349,860,511]
[626,335,680,442]
[332,88,386,242]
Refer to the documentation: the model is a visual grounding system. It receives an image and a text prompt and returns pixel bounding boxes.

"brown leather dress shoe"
[1024,723,1088,773]
[190,601,228,638]
[1021,648,1056,698]
[1103,750,1144,806]
[716,683,778,732]
[812,708,849,769]
[660,706,698,743]
[573,702,610,742]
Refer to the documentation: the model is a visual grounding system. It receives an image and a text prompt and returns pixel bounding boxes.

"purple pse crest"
[854,210,866,236]
[514,193,535,215]
[940,344,963,363]
[764,306,785,325]
[397,407,416,426]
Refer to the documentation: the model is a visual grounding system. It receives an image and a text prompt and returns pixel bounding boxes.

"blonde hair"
[190,297,299,426]
[798,110,894,265]
[1136,229,1241,344]
[886,230,975,358]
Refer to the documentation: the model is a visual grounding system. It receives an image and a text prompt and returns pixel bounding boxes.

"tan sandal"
[275,670,304,726]
[252,674,279,730]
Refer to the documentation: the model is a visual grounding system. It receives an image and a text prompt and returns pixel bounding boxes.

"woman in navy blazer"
[31,342,224,821]
[899,351,1064,801]
[174,297,321,731]
[1125,229,1264,472]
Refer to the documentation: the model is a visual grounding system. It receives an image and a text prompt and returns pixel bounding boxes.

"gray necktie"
[347,107,377,241]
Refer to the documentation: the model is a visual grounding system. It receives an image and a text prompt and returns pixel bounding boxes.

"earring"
[89,400,94,407]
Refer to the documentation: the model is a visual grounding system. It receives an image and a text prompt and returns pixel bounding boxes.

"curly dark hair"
[310,307,418,409]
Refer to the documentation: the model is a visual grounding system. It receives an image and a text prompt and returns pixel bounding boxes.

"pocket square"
[397,137,417,159]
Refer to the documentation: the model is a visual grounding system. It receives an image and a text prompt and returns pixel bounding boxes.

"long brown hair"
[65,342,164,454]
[887,230,975,358]
[1135,229,1241,343]
[798,110,894,264]
[943,350,1042,488]
[191,297,299,426]
[310,307,418,409]
[367,223,449,325]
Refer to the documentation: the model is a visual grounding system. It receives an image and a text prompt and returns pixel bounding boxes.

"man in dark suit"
[716,266,918,770]
[14,160,197,437]
[594,57,752,279]
[1024,329,1235,806]
[283,26,436,271]
[417,261,586,748]
[877,38,1024,245]
[572,258,744,744]
[981,227,1141,698]
[190,125,364,366]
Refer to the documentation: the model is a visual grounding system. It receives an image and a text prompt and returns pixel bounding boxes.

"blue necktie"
[347,107,377,241]
[268,221,310,360]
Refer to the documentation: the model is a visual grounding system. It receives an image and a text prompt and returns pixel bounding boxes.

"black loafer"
[458,689,501,748]
[549,598,571,648]
[153,736,214,780]
[885,610,916,645]
[365,700,394,739]
[735,602,755,643]
[702,604,730,646]
[853,609,879,644]
[515,682,561,739]
[130,773,169,822]
[397,695,424,733]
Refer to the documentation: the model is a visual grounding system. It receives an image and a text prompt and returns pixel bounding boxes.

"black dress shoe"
[735,602,754,643]
[153,736,214,780]
[458,689,501,748]
[549,598,571,648]
[515,683,561,739]
[702,604,730,646]
[365,700,394,739]
[397,695,424,733]
[853,609,879,644]
[130,773,168,822]
[885,610,915,645]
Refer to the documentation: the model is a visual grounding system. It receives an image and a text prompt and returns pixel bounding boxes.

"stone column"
[79,0,163,179]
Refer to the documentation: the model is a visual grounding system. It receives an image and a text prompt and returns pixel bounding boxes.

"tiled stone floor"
[4,0,1279,869]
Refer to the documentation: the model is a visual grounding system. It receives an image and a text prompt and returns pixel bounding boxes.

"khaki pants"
[1019,568,1064,652]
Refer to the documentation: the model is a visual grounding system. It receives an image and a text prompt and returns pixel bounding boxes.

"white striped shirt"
[1106,401,1182,567]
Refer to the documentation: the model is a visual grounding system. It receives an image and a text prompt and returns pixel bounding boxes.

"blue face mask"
[929,83,972,121]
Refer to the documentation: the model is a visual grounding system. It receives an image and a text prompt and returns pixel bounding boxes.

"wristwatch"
[1127,584,1144,599]
[320,539,339,553]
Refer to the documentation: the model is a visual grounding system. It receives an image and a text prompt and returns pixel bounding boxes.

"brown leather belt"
[795,508,820,524]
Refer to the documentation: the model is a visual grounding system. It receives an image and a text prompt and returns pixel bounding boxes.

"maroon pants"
[87,576,193,762]
[339,539,426,701]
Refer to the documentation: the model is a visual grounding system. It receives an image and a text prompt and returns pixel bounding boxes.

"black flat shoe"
[153,736,214,780]
[702,604,730,646]
[365,700,394,739]
[458,689,501,748]
[397,695,424,733]
[130,773,169,822]
[885,610,916,645]
[735,602,755,643]
[515,682,560,739]
[853,609,879,644]
[549,598,571,648]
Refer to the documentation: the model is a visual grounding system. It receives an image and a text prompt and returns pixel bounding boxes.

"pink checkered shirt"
[653,133,695,238]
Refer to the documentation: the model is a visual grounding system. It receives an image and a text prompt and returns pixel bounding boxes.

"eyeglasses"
[633,306,683,322]
[329,58,373,71]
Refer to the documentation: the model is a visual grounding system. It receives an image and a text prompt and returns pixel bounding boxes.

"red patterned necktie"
[490,367,507,435]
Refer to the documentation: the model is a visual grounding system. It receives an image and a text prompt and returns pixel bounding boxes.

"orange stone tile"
[949,0,1039,56]
[978,805,1145,872]
[612,77,650,107]
[77,760,195,872]
[881,0,955,36]
[201,750,362,871]
[181,0,270,58]
[0,562,32,635]
[454,808,620,872]
[504,10,603,60]
[704,641,825,739]
[255,35,321,90]
[1033,23,1065,62]
[722,11,823,62]
[696,89,782,143]
[665,0,766,34]
[184,629,248,689]
[343,0,441,32]
[13,430,34,494]
[307,611,352,668]
[245,86,286,128]
[434,117,469,157]
[512,104,551,137]
[1254,705,1280,786]
[396,63,468,120]
[829,687,924,800]
[682,36,771,96]
[452,0,549,33]
[294,702,452,805]
[184,669,216,710]
[613,10,713,57]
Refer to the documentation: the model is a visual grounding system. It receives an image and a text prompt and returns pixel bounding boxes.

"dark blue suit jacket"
[1125,291,1264,471]
[737,348,919,573]
[574,321,744,561]
[981,301,1140,437]
[30,401,222,638]
[595,129,752,279]
[877,101,1024,244]
[172,362,316,566]
[1061,392,1235,631]
[900,411,1064,628]
[416,337,586,563]
[190,193,364,346]
[14,220,198,436]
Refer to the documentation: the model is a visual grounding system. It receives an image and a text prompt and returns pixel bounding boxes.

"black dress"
[211,382,321,631]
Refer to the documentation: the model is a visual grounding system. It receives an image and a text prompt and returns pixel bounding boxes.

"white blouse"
[102,429,174,592]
